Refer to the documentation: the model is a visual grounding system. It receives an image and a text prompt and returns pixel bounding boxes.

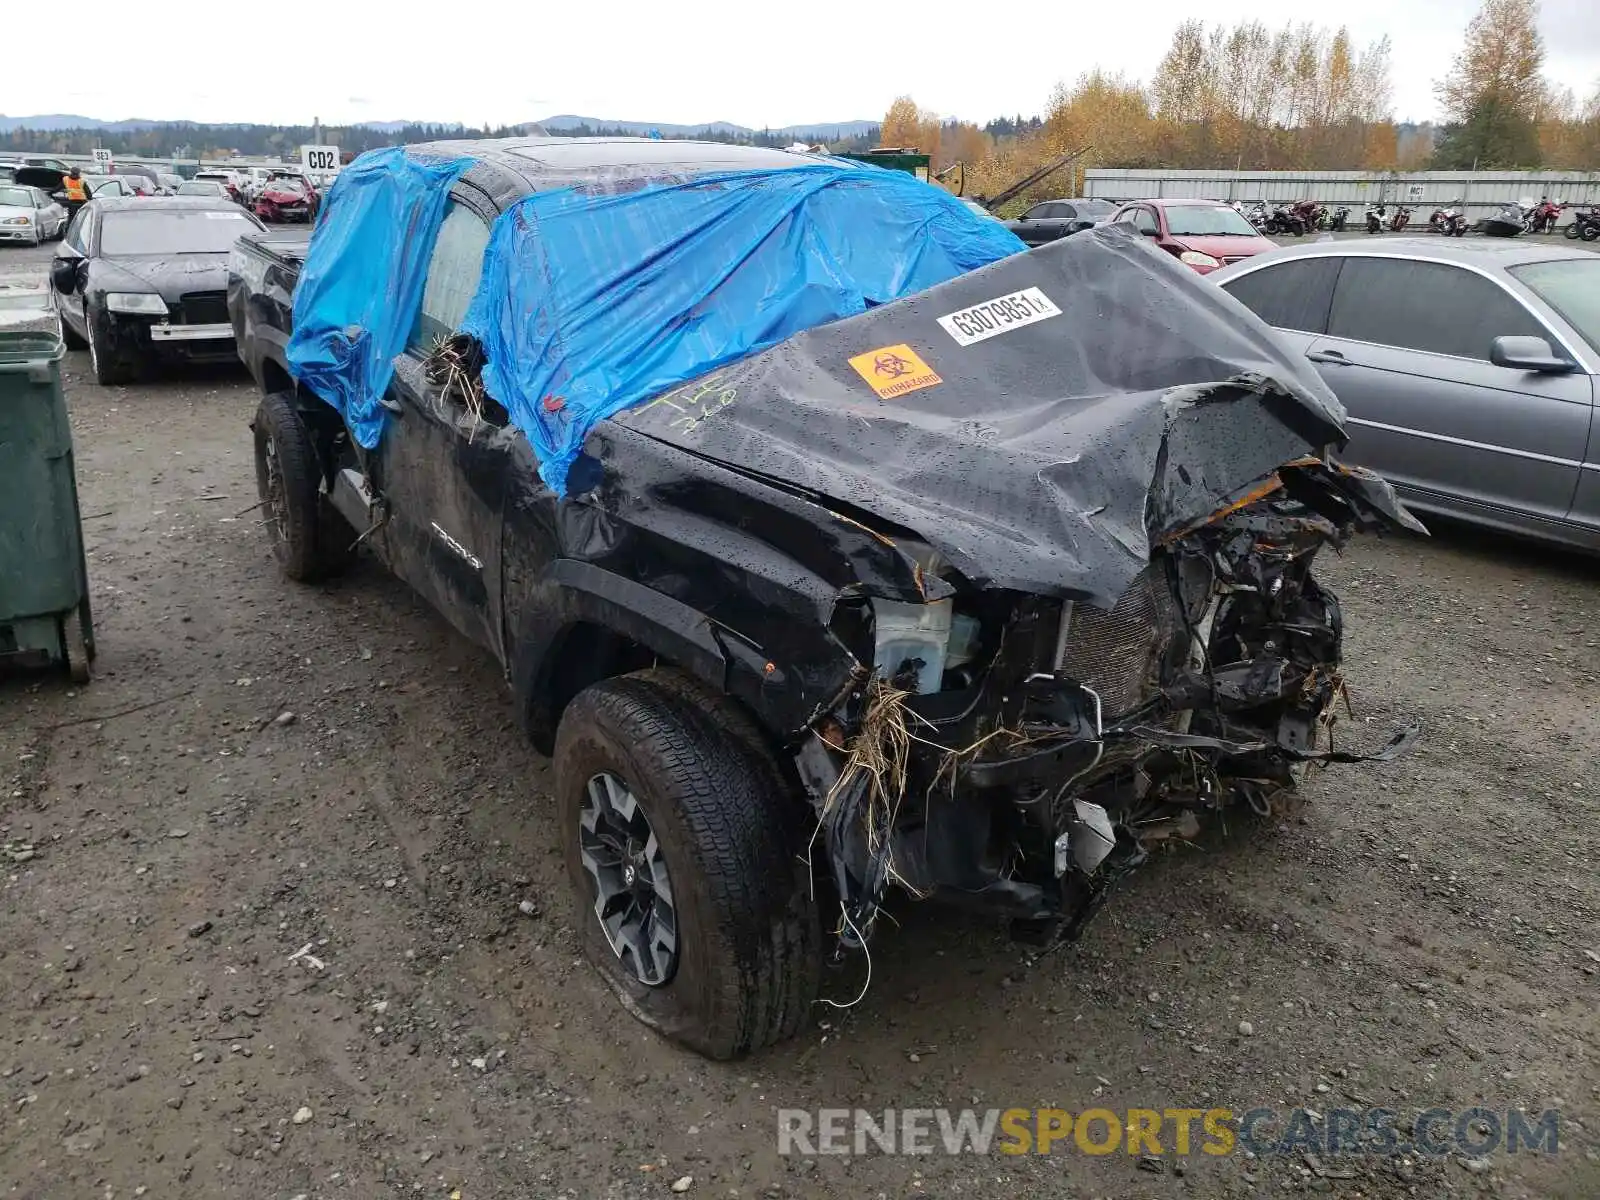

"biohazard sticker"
[847,343,942,400]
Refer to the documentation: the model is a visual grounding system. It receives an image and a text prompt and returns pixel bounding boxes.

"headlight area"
[104,292,170,316]
[1,216,32,225]
[799,463,1419,964]
[1177,250,1221,270]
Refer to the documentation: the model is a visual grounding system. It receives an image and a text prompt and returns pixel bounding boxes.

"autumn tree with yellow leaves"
[885,9,1595,212]
[1430,0,1600,168]
[1432,0,1547,166]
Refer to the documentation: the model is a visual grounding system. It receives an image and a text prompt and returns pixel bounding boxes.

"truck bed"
[228,233,306,393]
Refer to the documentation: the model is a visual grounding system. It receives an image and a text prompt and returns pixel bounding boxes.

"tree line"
[0,120,886,161]
[882,0,1598,209]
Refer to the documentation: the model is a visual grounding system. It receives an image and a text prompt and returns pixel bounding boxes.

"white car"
[0,184,67,245]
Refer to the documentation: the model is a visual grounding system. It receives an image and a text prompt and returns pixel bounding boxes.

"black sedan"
[1003,197,1117,246]
[50,196,265,384]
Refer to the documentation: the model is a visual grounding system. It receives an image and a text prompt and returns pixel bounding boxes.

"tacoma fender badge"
[430,522,483,570]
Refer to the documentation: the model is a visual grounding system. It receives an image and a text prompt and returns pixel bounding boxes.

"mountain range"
[0,113,878,139]
[536,115,877,140]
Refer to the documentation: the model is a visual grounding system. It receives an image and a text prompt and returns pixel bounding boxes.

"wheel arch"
[511,560,734,755]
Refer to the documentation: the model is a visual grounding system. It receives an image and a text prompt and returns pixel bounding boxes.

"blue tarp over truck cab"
[285,146,1024,493]
[285,147,474,449]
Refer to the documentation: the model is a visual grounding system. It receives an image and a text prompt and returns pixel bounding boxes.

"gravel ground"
[1,235,1598,1200]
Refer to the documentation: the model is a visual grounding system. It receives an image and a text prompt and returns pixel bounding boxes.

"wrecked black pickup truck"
[228,137,1420,1060]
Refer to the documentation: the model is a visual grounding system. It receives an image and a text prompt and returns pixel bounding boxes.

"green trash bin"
[0,329,94,683]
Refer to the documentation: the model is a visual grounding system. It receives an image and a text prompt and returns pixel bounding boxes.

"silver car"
[1212,239,1600,552]
[0,184,67,245]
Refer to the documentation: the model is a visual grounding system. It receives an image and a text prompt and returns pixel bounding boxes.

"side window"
[1021,203,1051,221]
[36,190,49,209]
[1133,207,1160,235]
[410,202,491,351]
[65,207,90,252]
[1222,258,1342,335]
[1328,258,1544,360]
[1058,204,1078,220]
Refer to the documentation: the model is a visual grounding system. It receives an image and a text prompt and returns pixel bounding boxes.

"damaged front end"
[796,457,1420,956]
[609,226,1425,962]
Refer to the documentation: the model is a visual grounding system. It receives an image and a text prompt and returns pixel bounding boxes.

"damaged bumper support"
[795,458,1421,955]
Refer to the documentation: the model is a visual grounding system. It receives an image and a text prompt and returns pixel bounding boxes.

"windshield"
[0,187,34,208]
[177,181,223,196]
[1164,204,1260,237]
[100,209,259,255]
[1076,200,1115,217]
[1510,258,1600,356]
[268,178,307,195]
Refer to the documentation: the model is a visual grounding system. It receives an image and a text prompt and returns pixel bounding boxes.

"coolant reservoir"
[873,599,953,694]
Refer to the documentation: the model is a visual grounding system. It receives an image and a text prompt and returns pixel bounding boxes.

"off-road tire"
[251,391,353,582]
[554,670,821,1059]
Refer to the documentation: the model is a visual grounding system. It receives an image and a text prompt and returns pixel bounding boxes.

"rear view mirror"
[1141,227,1159,237]
[1490,335,1573,373]
[50,258,80,293]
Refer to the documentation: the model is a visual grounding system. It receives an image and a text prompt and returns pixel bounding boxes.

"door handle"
[1306,348,1351,365]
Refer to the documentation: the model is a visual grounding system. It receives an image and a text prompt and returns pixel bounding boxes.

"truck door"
[374,197,511,659]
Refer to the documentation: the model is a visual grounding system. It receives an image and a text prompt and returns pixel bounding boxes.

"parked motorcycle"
[1365,202,1387,234]
[1428,202,1468,237]
[1564,205,1600,241]
[1388,205,1413,232]
[1325,205,1349,232]
[1480,201,1530,238]
[1242,201,1271,232]
[1268,204,1309,235]
[1528,197,1563,233]
[1289,199,1322,233]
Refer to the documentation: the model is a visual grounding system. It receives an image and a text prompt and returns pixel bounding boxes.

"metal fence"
[1084,169,1600,222]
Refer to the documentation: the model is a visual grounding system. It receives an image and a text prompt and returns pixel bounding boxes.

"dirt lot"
[2,239,1598,1200]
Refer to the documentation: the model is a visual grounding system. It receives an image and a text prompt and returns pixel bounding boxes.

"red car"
[1108,198,1278,275]
[254,175,319,224]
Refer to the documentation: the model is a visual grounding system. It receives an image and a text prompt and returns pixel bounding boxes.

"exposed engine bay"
[795,458,1420,957]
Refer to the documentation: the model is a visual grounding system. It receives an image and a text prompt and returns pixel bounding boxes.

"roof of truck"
[408,136,822,190]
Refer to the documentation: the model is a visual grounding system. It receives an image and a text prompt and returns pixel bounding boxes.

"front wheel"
[1583,224,1600,243]
[1566,223,1582,239]
[86,312,132,385]
[554,670,821,1059]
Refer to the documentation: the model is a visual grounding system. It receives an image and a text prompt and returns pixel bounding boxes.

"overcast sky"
[6,0,1597,130]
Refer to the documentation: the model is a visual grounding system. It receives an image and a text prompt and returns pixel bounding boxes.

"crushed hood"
[612,225,1351,608]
